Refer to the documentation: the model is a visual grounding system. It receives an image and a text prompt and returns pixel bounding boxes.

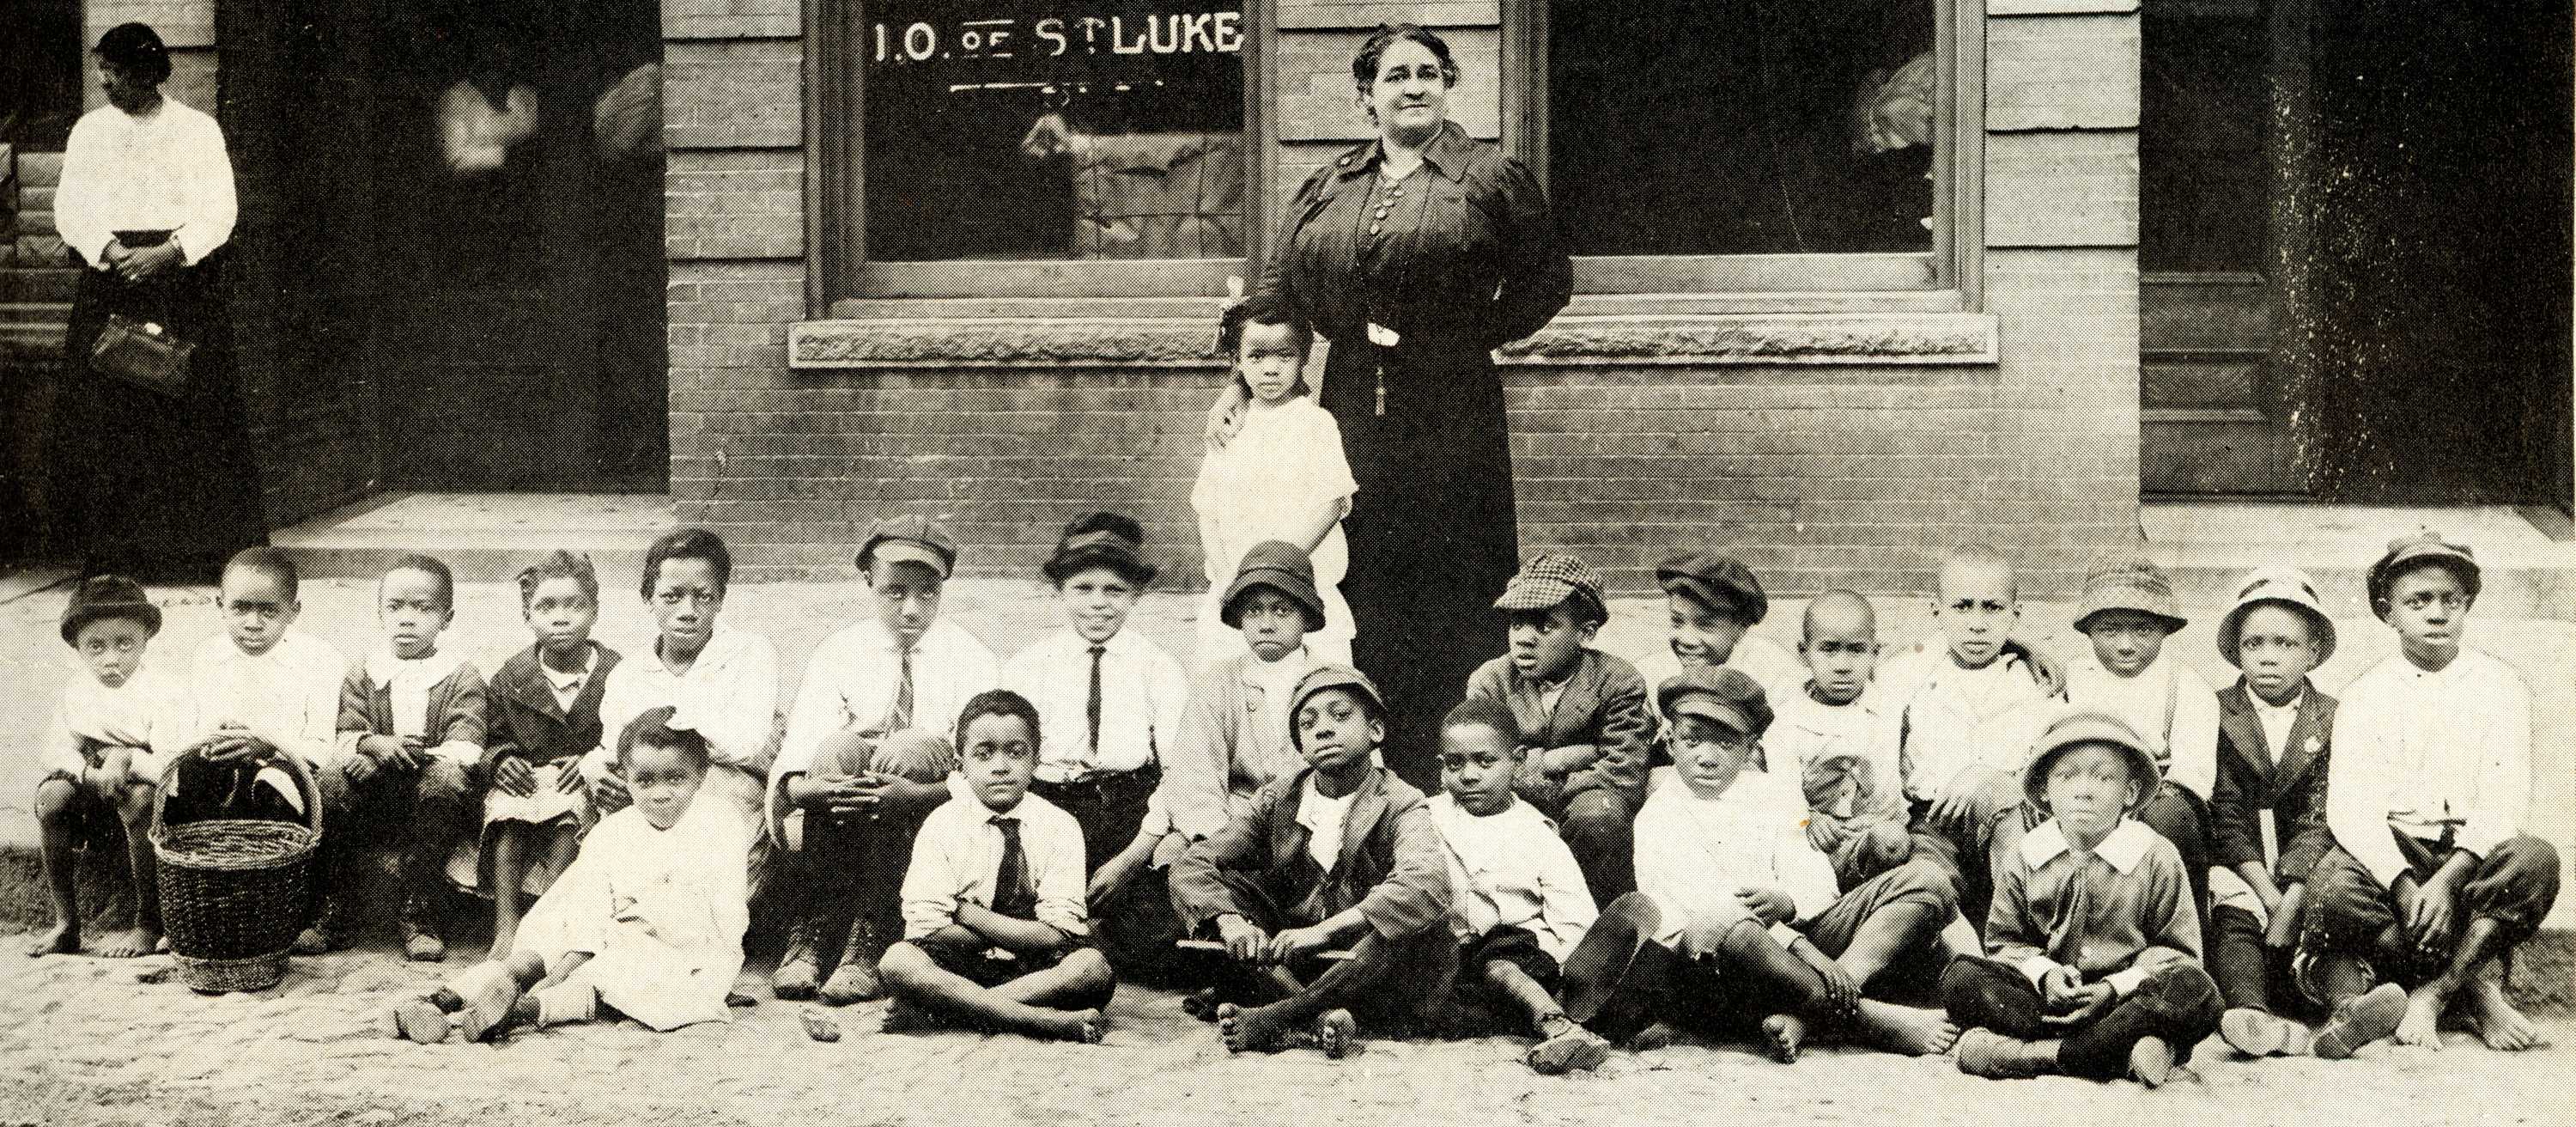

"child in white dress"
[394,706,749,1041]
[1194,295,1357,663]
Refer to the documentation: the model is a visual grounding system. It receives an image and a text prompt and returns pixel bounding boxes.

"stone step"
[13,233,66,262]
[15,151,62,188]
[21,185,54,213]
[2144,502,2576,620]
[15,209,53,237]
[0,269,78,303]
[0,300,72,323]
[270,491,676,586]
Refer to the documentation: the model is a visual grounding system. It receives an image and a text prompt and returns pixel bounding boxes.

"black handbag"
[90,313,193,396]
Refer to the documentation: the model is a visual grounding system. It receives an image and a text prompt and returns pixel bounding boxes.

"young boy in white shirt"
[769,515,998,1004]
[2303,533,2560,1054]
[1769,590,1913,891]
[180,548,347,955]
[878,690,1115,1043]
[1423,701,1606,1074]
[28,576,188,959]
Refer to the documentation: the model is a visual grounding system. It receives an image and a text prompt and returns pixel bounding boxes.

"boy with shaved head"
[1768,591,1913,891]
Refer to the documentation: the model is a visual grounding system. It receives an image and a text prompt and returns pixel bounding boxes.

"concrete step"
[13,233,66,261]
[0,265,78,302]
[21,185,54,213]
[270,491,676,586]
[2144,501,2576,620]
[15,151,62,188]
[15,209,52,237]
[0,300,72,323]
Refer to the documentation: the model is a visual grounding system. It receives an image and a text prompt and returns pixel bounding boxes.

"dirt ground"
[1,940,2569,1127]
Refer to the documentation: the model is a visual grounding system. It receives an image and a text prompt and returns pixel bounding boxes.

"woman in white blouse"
[52,22,266,577]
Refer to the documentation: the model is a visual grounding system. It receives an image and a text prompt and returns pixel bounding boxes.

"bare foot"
[1527,1023,1613,1075]
[1761,1014,1807,1063]
[2464,981,2546,1051]
[1313,1009,1358,1059]
[96,928,158,959]
[1217,1002,1302,1054]
[1856,1001,1959,1057]
[1063,1008,1108,1045]
[27,923,79,958]
[2129,1035,2176,1087]
[2394,988,2449,1049]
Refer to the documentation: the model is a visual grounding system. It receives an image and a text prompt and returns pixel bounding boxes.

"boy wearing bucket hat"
[29,575,187,959]
[1004,513,1189,885]
[1941,709,2221,1087]
[1168,665,1453,1058]
[2058,556,2221,926]
[2306,533,2560,1053]
[2203,567,2342,1056]
[1566,667,1960,1063]
[1129,542,1337,978]
[771,515,999,1002]
[1463,552,1656,901]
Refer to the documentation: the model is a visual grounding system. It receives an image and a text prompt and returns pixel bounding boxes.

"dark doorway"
[1,0,83,149]
[228,0,668,498]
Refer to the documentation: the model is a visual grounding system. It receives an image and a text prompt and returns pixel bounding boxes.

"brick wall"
[673,0,2144,595]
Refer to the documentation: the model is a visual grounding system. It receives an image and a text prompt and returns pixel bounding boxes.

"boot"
[820,914,890,1005]
[772,914,824,1001]
[2220,1007,2313,1057]
[401,898,448,962]
[1955,1028,2061,1079]
[293,894,350,956]
[2314,982,2408,1060]
[2128,1036,2176,1087]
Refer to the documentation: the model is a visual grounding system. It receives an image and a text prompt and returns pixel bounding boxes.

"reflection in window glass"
[861,2,1248,262]
[1548,0,1937,257]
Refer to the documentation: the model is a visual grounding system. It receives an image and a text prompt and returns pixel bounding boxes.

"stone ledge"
[1498,312,2001,366]
[791,318,1228,369]
[794,310,2002,370]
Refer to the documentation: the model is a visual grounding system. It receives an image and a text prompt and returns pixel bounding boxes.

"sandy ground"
[1,941,2570,1127]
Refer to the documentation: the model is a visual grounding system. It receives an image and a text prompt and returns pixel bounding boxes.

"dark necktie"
[990,815,1036,920]
[882,644,914,734]
[1086,644,1107,765]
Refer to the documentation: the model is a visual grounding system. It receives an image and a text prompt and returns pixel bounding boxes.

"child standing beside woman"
[1193,296,1357,664]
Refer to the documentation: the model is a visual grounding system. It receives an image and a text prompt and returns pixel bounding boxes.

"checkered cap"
[2074,554,2185,633]
[1493,553,1606,613]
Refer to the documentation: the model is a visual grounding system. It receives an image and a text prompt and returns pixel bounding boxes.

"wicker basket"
[150,749,323,993]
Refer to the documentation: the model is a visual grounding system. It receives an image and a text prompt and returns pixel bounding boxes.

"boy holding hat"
[1564,667,1960,1062]
[771,514,999,1002]
[2204,567,2342,1056]
[2305,533,2560,1053]
[1942,708,2221,1086]
[2058,556,2221,924]
[29,576,187,958]
[1463,552,1656,901]
[1005,512,1190,883]
[1168,665,1453,1058]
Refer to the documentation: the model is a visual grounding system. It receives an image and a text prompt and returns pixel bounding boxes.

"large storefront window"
[859,2,1249,264]
[1541,0,1943,269]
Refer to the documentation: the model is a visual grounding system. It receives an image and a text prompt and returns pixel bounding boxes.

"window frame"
[808,0,1272,313]
[1499,0,1983,308]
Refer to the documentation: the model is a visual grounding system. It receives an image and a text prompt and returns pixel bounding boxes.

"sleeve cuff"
[2019,955,2066,990]
[2105,966,2150,996]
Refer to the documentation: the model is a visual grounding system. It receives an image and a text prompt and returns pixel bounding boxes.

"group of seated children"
[27,299,2557,1081]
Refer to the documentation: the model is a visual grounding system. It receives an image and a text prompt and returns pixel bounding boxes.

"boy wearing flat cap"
[771,515,999,1002]
[1169,665,1453,1059]
[29,576,187,959]
[1634,551,1807,711]
[1556,667,1962,1063]
[2057,556,2221,929]
[1463,552,1656,901]
[2204,567,2341,1057]
[1942,709,2221,1087]
[2305,533,2560,1053]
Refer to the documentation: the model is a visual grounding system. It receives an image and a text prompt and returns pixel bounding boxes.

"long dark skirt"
[54,247,268,578]
[1317,335,1518,790]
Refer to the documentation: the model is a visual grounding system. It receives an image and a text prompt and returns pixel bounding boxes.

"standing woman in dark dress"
[1212,24,1571,785]
[53,22,267,578]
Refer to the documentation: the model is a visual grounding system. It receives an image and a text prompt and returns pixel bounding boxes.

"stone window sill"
[790,304,1999,369]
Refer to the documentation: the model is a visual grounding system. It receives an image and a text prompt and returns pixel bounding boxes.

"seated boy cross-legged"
[878,690,1115,1043]
[2301,533,2560,1055]
[1169,665,1455,1058]
[1423,701,1608,1075]
[1558,667,1961,1063]
[1942,709,2222,1087]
